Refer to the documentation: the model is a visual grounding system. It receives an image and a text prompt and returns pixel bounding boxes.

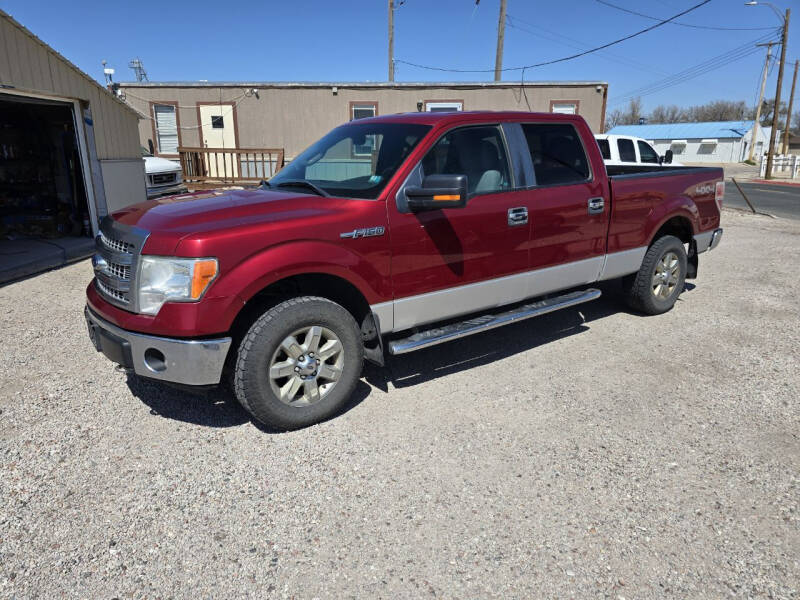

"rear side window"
[637,141,659,163]
[596,138,611,160]
[522,123,590,186]
[617,138,636,162]
[421,125,511,196]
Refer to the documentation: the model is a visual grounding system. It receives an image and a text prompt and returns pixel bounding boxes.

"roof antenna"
[128,58,149,82]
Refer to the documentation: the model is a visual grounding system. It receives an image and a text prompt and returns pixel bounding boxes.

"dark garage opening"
[0,92,95,284]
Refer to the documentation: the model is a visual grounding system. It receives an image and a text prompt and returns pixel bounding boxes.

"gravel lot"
[1,210,798,599]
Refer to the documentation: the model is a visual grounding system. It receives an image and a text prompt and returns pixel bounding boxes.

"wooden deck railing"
[178,147,285,185]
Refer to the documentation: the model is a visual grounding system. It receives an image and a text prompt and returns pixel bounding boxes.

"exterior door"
[519,121,610,291]
[388,124,531,332]
[199,104,238,177]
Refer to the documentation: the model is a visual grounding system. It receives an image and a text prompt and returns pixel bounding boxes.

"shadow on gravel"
[365,279,686,391]
[125,374,373,432]
[126,376,250,428]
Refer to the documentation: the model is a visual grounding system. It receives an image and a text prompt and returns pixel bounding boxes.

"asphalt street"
[726,181,800,220]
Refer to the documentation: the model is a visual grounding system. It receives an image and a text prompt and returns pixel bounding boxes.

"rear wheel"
[234,296,363,430]
[623,235,687,315]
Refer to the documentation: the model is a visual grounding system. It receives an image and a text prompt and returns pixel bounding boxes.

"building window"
[550,101,579,115]
[153,104,178,155]
[350,102,377,121]
[425,101,463,112]
[349,102,378,156]
[211,115,224,129]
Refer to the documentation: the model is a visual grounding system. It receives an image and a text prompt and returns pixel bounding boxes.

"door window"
[521,123,590,186]
[617,138,636,162]
[421,126,511,195]
[637,140,659,163]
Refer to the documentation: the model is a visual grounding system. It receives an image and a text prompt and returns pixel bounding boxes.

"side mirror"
[664,149,673,164]
[405,174,468,211]
[147,139,155,155]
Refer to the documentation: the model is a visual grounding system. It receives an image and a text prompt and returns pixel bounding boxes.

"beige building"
[0,9,146,282]
[119,81,609,162]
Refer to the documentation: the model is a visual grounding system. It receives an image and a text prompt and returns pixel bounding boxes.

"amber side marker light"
[191,259,219,299]
[433,194,461,201]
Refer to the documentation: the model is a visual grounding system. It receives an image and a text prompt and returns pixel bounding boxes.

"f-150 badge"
[340,226,385,239]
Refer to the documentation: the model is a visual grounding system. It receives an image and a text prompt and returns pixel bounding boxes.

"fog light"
[144,348,166,373]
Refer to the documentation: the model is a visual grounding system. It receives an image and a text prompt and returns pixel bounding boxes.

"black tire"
[622,235,687,315]
[234,296,364,430]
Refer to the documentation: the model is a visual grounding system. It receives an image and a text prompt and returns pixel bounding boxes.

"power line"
[610,32,777,105]
[395,0,713,74]
[593,0,778,31]
[505,14,670,76]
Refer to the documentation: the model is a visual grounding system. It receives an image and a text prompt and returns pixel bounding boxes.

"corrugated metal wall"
[0,11,141,160]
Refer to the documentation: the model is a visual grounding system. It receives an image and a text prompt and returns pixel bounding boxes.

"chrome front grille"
[93,217,149,312]
[97,278,128,303]
[99,230,134,254]
[107,262,131,280]
[150,172,177,185]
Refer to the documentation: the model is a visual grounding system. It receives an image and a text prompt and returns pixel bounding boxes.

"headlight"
[138,256,218,315]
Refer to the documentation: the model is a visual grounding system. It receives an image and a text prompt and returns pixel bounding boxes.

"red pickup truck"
[85,111,723,429]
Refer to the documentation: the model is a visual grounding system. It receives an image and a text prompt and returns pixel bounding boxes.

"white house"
[606,121,779,164]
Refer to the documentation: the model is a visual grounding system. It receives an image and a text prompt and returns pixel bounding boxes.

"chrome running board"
[387,289,601,355]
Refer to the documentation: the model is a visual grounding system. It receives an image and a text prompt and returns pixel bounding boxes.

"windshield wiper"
[273,179,330,197]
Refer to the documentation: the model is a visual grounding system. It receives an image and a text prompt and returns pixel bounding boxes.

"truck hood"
[111,189,369,255]
[143,155,182,175]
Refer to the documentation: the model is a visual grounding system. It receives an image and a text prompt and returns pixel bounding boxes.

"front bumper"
[85,306,231,386]
[146,183,189,199]
[694,228,723,254]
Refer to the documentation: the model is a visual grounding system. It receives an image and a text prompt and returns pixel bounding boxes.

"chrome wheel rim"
[268,326,344,407]
[652,251,680,299]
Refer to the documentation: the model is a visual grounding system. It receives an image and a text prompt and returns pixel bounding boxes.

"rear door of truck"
[518,118,611,285]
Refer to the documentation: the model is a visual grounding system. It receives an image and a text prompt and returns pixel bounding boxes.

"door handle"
[508,207,528,226]
[588,197,605,215]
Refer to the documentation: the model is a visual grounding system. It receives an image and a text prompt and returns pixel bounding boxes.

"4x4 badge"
[340,226,385,239]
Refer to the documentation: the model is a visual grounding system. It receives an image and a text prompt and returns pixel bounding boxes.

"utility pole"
[765,7,790,180]
[748,42,774,163]
[494,0,507,82]
[782,59,798,154]
[388,0,395,82]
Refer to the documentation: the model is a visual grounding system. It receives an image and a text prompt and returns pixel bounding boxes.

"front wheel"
[622,235,687,315]
[234,296,364,430]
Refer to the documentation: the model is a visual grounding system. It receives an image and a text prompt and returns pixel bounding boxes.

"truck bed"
[605,164,722,178]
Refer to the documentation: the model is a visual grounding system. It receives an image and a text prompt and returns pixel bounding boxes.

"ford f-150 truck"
[85,111,724,430]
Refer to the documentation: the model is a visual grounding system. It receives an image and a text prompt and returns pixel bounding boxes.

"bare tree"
[649,104,685,123]
[605,98,644,131]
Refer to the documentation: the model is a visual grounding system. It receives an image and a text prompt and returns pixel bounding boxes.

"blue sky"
[3,0,798,112]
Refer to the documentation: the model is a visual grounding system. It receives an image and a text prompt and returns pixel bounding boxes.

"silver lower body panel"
[85,307,231,386]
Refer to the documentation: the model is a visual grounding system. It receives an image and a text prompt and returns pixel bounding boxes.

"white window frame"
[153,103,179,156]
[425,101,463,112]
[550,102,578,115]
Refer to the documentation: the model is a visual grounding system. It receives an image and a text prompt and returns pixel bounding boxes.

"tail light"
[715,181,725,211]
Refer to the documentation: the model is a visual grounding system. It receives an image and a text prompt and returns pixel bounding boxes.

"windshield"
[269,122,431,199]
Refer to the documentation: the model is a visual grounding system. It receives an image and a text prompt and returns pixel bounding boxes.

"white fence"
[759,154,800,179]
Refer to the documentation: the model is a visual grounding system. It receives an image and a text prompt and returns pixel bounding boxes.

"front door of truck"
[518,121,610,291]
[388,124,531,332]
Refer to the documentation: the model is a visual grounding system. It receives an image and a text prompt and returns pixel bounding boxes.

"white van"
[595,134,681,167]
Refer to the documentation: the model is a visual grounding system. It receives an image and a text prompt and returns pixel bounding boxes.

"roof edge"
[117,80,608,89]
[0,9,140,119]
